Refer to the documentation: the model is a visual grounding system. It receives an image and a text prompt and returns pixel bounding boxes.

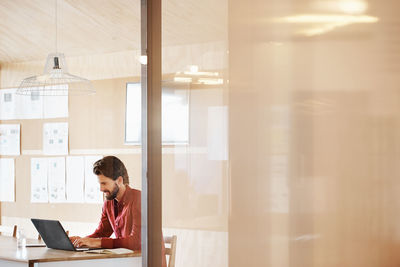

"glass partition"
[162,0,400,267]
[162,0,229,266]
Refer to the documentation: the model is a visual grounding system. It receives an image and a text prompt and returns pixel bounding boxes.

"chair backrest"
[0,225,17,237]
[164,235,177,267]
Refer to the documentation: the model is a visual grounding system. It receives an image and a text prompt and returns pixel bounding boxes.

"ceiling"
[0,0,227,64]
[0,0,140,63]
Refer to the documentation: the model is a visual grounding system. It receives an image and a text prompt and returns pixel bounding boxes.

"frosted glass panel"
[162,0,400,267]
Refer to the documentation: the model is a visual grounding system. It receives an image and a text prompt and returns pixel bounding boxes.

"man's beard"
[105,183,120,200]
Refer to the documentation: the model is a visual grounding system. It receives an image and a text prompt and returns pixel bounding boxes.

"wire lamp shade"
[16,53,95,96]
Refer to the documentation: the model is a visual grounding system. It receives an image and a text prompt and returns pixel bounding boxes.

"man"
[70,156,166,267]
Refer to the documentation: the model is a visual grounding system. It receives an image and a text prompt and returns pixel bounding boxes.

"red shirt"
[87,185,166,267]
[88,185,141,250]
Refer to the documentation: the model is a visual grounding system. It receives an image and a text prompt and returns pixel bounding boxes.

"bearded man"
[69,156,166,267]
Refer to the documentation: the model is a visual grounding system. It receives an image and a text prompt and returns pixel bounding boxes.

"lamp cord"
[55,0,58,53]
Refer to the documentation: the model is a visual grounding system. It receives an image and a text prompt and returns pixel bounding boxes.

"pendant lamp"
[16,0,94,96]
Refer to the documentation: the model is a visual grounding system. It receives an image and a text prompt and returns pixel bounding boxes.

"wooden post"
[141,0,162,266]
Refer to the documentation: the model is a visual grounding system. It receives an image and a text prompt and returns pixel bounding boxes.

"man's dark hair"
[93,156,129,184]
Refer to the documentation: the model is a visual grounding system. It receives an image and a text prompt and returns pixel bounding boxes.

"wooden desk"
[0,236,141,267]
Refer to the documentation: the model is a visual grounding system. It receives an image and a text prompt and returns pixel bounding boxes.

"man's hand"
[69,236,81,244]
[71,237,102,248]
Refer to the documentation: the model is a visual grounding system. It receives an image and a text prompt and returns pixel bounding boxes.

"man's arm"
[72,236,101,248]
[100,225,141,250]
[87,202,114,238]
[75,190,141,250]
[71,203,114,248]
[99,197,141,251]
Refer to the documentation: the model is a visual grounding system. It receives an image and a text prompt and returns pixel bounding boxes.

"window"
[125,82,189,144]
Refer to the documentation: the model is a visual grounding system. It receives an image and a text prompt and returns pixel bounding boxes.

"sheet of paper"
[48,157,66,203]
[66,156,85,203]
[31,158,49,203]
[0,158,15,202]
[86,248,133,254]
[0,88,17,120]
[43,122,69,155]
[43,85,69,119]
[84,155,103,203]
[0,87,68,120]
[17,90,44,119]
[104,248,133,254]
[0,124,20,156]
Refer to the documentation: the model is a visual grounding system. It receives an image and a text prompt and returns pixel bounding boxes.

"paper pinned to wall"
[31,158,49,203]
[0,86,68,120]
[0,124,20,156]
[17,91,44,119]
[0,158,15,202]
[84,155,103,203]
[66,156,85,203]
[43,122,69,155]
[48,157,66,203]
[43,85,69,119]
[0,88,17,120]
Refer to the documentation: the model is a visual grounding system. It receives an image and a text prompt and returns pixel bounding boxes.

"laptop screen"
[31,218,84,251]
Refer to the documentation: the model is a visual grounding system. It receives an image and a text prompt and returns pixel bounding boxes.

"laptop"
[31,218,91,251]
